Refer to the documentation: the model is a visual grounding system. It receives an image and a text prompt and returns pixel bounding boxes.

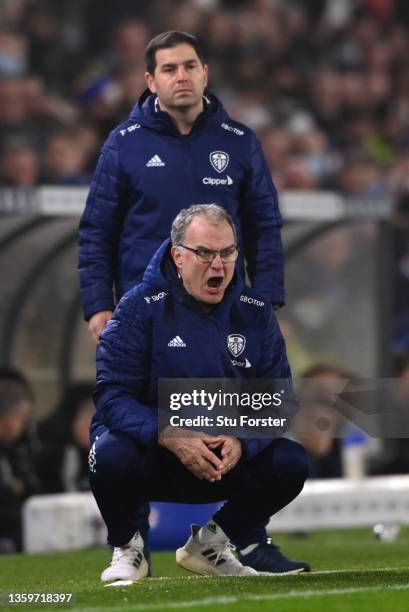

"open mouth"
[207,276,224,289]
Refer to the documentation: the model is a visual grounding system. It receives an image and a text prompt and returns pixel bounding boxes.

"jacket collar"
[129,89,224,136]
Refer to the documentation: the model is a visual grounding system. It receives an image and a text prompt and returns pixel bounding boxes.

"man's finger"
[221,444,232,457]
[199,460,223,482]
[202,436,223,448]
[201,445,224,471]
[185,457,220,482]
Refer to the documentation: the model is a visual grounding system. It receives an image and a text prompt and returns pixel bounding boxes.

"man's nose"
[210,253,223,269]
[176,66,188,80]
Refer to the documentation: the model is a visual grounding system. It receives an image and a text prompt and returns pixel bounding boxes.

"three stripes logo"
[132,551,143,569]
[202,548,226,566]
[146,154,165,167]
[168,335,186,348]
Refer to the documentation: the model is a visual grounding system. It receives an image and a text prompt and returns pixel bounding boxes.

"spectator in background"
[0,76,40,146]
[0,139,40,186]
[0,368,41,553]
[77,76,123,135]
[42,130,89,185]
[23,1,84,96]
[338,153,386,196]
[0,32,27,77]
[36,382,94,493]
[112,21,149,70]
[84,2,151,58]
[294,365,357,479]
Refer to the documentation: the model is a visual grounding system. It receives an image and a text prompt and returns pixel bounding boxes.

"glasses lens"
[193,247,238,262]
[196,248,214,262]
[220,247,238,262]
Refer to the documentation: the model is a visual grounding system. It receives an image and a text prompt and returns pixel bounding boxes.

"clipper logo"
[203,175,233,186]
[231,358,252,368]
[210,151,229,173]
[227,334,246,357]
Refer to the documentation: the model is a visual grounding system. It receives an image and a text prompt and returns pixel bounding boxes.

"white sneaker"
[176,522,258,576]
[101,532,149,583]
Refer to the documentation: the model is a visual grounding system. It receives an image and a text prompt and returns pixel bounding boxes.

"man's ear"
[144,71,156,93]
[171,246,183,270]
[203,64,209,88]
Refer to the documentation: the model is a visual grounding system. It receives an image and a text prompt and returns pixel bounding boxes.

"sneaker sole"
[175,547,256,577]
[176,547,223,576]
[257,567,308,575]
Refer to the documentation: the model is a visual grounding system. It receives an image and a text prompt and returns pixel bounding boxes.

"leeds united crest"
[210,151,229,173]
[227,334,246,357]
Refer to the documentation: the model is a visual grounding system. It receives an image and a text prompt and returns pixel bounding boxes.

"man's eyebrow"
[195,243,236,250]
[161,59,199,69]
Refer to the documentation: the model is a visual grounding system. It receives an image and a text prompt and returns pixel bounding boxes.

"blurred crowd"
[0,0,409,196]
[0,368,94,553]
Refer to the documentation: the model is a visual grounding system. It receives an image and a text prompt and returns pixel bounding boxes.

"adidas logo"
[202,548,226,566]
[168,335,186,347]
[146,154,165,167]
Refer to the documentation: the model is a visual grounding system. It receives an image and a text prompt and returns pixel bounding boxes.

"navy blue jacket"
[79,90,284,321]
[93,240,291,461]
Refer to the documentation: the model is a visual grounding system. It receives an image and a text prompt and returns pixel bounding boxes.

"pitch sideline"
[79,582,409,611]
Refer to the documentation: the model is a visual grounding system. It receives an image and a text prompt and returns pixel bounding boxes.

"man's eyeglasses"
[179,244,239,263]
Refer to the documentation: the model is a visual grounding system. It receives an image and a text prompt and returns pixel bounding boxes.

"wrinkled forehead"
[184,217,234,246]
[154,43,202,68]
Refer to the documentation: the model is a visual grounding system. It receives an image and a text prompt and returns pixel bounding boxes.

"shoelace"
[110,545,142,568]
[213,541,240,566]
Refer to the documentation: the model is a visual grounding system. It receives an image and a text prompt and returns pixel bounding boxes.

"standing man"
[79,30,284,341]
[90,205,309,582]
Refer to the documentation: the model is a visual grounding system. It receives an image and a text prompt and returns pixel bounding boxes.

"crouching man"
[89,204,309,582]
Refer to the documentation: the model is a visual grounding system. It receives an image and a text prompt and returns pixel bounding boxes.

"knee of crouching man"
[90,430,144,480]
[287,439,309,484]
[274,438,309,485]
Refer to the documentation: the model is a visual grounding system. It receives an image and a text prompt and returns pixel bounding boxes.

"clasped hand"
[159,427,242,483]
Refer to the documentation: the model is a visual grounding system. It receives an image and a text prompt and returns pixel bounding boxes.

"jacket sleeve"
[240,308,293,460]
[240,135,285,307]
[78,132,127,321]
[93,293,158,447]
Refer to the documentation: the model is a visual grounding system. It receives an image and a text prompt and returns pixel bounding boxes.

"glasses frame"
[179,244,239,263]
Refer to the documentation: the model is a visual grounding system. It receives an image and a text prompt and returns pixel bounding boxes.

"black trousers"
[89,427,308,548]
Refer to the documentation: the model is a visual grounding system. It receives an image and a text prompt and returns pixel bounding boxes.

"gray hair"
[171,204,237,246]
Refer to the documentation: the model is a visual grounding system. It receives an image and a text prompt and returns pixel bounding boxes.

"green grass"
[1,529,409,611]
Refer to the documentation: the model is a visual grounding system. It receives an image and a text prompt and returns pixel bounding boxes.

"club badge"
[227,334,246,357]
[210,151,229,173]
